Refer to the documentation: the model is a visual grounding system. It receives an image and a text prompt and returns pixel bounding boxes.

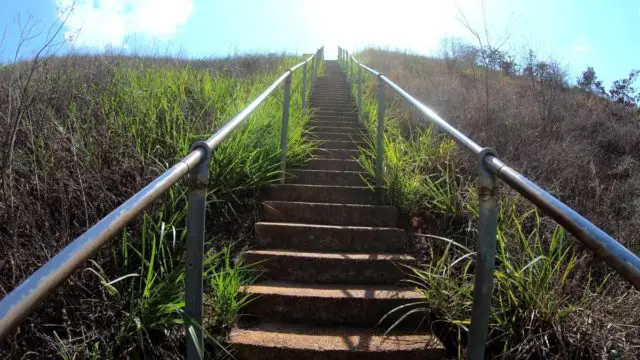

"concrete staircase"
[229,61,445,358]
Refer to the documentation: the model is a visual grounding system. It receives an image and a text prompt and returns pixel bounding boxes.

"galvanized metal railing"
[0,47,324,359]
[338,46,640,359]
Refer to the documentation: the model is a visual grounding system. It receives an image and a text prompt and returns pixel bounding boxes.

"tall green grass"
[346,54,621,358]
[49,55,320,359]
[350,60,463,218]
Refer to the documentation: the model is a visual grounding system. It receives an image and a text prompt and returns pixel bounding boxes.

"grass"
[1,53,322,359]
[346,50,640,358]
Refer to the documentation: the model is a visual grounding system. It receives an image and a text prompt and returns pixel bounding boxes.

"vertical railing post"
[313,50,320,81]
[185,142,211,360]
[468,148,499,360]
[351,58,356,97]
[301,61,308,111]
[357,65,362,121]
[344,50,347,72]
[280,72,293,183]
[375,74,385,188]
[313,53,318,83]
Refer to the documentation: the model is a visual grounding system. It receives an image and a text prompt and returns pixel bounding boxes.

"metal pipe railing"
[339,46,640,359]
[0,47,324,358]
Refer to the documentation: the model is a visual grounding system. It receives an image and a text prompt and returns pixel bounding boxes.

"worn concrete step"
[313,85,349,88]
[313,83,348,87]
[311,103,355,109]
[241,281,422,326]
[230,322,446,360]
[313,84,349,87]
[313,114,359,121]
[287,169,365,186]
[309,132,365,142]
[311,93,351,97]
[313,148,359,159]
[308,126,365,134]
[311,96,352,101]
[320,140,363,150]
[304,159,363,171]
[309,120,361,128]
[261,201,396,227]
[316,110,358,118]
[311,89,350,93]
[310,98,353,104]
[311,90,351,95]
[243,250,414,285]
[312,106,358,113]
[310,117,360,124]
[254,222,405,252]
[261,184,377,204]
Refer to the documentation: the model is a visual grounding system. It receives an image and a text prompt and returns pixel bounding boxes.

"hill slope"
[352,48,639,358]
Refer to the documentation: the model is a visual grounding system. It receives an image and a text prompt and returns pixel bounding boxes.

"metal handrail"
[338,46,640,359]
[0,47,324,358]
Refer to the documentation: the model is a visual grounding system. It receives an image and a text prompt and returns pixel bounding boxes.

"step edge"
[255,221,403,232]
[262,200,395,209]
[244,249,415,261]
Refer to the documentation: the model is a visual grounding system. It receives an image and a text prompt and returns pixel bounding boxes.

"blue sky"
[1,0,639,87]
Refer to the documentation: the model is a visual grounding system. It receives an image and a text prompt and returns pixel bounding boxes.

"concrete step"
[311,104,355,110]
[242,250,414,285]
[304,159,363,171]
[308,126,365,134]
[313,83,349,87]
[311,91,351,95]
[310,93,352,97]
[316,110,358,118]
[309,120,361,128]
[310,99,354,104]
[311,103,355,109]
[309,132,366,142]
[313,148,359,159]
[311,89,351,94]
[312,106,358,112]
[241,281,422,326]
[320,140,363,150]
[313,114,359,121]
[254,222,405,252]
[312,86,349,90]
[261,201,396,227]
[287,169,366,186]
[311,96,352,101]
[230,322,445,359]
[261,184,377,204]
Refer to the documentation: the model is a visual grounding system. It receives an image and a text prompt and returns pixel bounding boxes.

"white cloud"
[573,43,590,53]
[572,34,590,53]
[56,0,194,49]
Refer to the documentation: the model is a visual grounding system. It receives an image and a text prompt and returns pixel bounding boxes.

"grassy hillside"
[351,49,639,358]
[0,53,317,358]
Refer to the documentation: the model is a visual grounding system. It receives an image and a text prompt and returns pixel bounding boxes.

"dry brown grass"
[355,48,640,359]
[359,48,640,249]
